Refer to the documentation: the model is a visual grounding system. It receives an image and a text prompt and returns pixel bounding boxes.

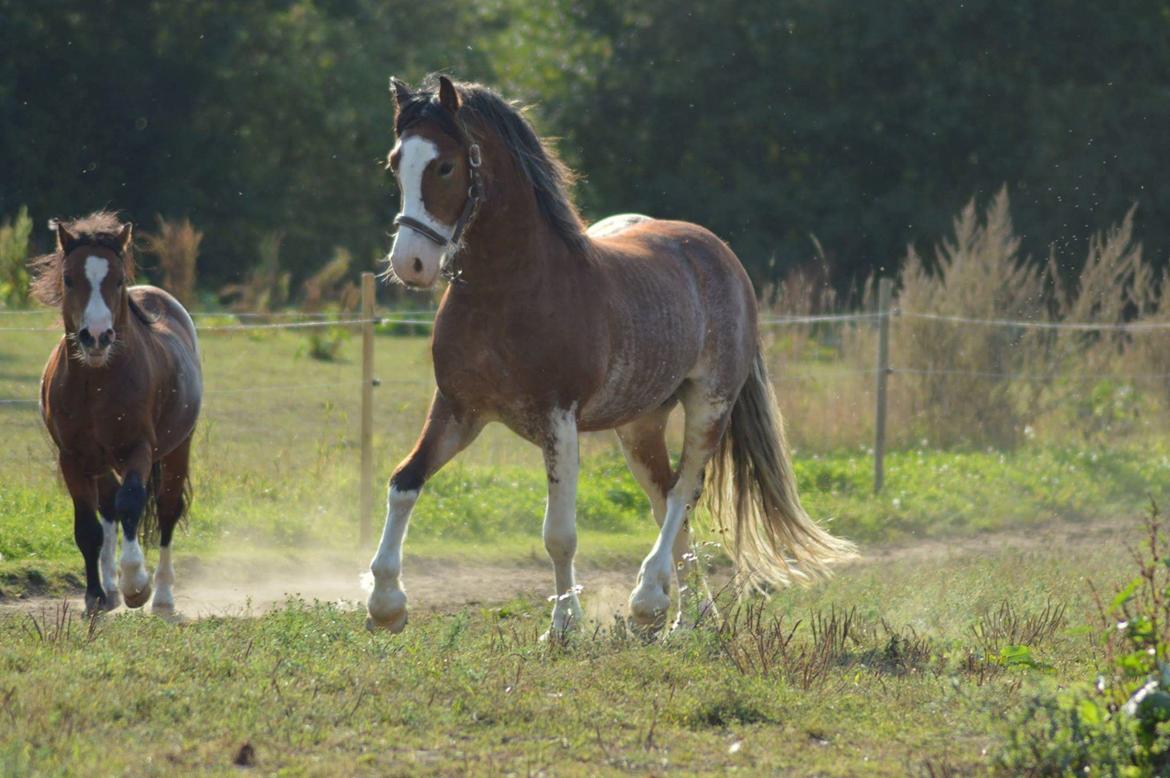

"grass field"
[2,312,1169,774]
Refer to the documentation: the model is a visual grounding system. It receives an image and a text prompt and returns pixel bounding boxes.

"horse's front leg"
[60,457,107,614]
[542,407,583,638]
[116,444,154,608]
[367,392,481,632]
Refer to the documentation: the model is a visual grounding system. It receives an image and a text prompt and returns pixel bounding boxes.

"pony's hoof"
[101,589,121,611]
[366,611,407,633]
[122,585,152,609]
[84,593,111,617]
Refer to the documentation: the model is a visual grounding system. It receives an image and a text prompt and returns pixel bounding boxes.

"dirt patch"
[0,516,1142,621]
[0,552,638,622]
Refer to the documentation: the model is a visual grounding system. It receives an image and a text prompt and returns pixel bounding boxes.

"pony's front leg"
[542,408,583,638]
[96,473,123,610]
[116,445,154,609]
[368,392,481,632]
[60,457,107,614]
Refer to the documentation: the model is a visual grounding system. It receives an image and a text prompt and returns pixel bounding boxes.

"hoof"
[367,588,408,633]
[122,584,152,609]
[366,611,407,633]
[101,589,121,611]
[629,571,671,634]
[84,592,110,617]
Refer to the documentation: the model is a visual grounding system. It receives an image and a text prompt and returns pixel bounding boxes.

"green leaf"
[1113,577,1144,610]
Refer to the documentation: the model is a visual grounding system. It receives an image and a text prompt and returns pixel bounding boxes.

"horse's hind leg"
[616,405,710,627]
[368,391,482,632]
[628,388,732,633]
[152,436,192,613]
[96,473,122,610]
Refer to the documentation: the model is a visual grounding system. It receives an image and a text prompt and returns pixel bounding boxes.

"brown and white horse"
[32,212,202,614]
[368,77,857,635]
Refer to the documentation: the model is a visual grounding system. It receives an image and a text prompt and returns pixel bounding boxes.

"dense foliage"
[2,0,1168,289]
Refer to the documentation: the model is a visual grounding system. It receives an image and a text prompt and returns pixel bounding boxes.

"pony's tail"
[704,350,858,591]
[139,461,162,547]
[139,459,194,548]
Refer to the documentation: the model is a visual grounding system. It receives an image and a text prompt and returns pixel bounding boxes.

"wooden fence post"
[874,277,893,494]
[359,272,375,545]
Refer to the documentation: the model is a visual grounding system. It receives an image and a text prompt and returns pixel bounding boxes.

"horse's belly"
[578,347,686,431]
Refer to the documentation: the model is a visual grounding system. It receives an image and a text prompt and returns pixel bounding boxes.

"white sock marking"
[367,487,418,626]
[153,546,175,608]
[100,519,118,595]
[544,406,582,631]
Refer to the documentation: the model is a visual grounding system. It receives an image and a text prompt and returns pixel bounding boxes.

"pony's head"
[30,211,135,367]
[384,75,479,289]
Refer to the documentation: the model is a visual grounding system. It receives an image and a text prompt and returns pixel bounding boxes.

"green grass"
[0,529,1141,775]
[3,312,1169,773]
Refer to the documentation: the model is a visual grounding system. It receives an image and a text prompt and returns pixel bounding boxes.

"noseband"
[393,133,484,283]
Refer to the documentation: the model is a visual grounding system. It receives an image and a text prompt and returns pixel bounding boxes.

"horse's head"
[384,75,481,289]
[32,213,134,367]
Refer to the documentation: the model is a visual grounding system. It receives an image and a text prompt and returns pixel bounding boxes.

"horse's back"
[130,286,203,436]
[130,286,199,356]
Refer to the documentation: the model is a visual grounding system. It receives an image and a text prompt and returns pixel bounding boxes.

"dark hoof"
[122,585,152,609]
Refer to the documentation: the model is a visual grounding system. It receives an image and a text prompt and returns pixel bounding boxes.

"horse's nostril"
[412,257,423,273]
[98,329,115,348]
[78,328,95,348]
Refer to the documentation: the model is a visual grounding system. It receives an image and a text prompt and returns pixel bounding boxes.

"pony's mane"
[29,210,136,307]
[396,78,588,253]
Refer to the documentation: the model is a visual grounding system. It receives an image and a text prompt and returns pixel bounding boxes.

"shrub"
[999,507,1170,775]
[141,215,202,305]
[0,206,33,308]
[219,231,290,314]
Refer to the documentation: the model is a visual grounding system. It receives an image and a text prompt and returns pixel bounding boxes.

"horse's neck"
[454,177,590,295]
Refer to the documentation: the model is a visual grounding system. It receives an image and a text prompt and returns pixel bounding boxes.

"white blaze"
[82,256,112,335]
[389,136,450,287]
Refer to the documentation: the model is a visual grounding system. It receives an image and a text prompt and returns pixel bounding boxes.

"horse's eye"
[438,161,455,178]
[64,277,73,288]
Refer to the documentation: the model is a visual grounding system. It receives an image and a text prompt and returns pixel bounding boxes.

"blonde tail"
[704,351,858,591]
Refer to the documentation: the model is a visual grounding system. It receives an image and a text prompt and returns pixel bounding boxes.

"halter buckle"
[468,143,482,168]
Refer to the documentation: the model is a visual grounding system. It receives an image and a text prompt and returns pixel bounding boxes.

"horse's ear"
[438,75,461,114]
[116,223,133,254]
[56,222,76,254]
[390,77,412,108]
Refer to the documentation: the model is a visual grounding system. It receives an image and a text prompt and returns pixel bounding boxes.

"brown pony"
[32,211,202,614]
[367,77,857,636]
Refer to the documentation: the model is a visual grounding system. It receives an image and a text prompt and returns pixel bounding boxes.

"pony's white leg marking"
[81,256,112,335]
[543,407,583,636]
[152,546,175,611]
[119,536,151,603]
[367,487,418,633]
[100,518,120,608]
[629,399,730,631]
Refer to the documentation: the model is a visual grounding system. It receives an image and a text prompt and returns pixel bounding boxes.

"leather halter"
[393,136,483,283]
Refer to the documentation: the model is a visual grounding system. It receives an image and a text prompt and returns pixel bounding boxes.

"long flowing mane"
[29,210,137,307]
[396,78,588,252]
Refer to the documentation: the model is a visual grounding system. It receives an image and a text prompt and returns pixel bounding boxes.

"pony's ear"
[56,222,76,254]
[390,77,412,108]
[438,75,461,114]
[116,223,133,254]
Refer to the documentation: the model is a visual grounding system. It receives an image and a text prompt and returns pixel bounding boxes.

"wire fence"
[6,304,1170,405]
